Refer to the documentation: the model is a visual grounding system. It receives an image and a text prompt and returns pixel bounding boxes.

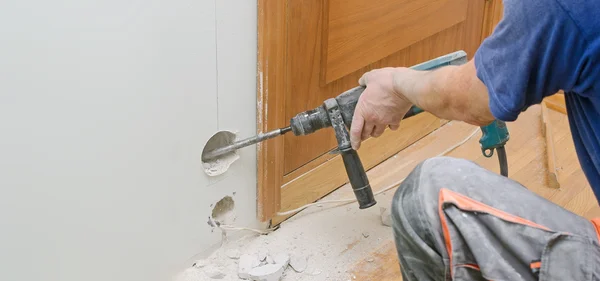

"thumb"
[350,107,365,150]
[358,72,369,86]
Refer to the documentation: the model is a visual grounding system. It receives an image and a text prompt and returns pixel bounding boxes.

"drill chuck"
[289,86,365,136]
[289,106,330,136]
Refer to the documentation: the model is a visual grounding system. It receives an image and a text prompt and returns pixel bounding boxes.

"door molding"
[256,0,286,221]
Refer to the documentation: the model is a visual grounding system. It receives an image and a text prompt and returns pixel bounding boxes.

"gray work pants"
[392,157,600,281]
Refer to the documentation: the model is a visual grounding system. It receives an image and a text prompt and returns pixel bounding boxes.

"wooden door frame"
[256,0,287,221]
[256,0,504,222]
[481,0,503,39]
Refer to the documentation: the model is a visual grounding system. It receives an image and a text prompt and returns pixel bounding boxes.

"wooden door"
[257,0,487,223]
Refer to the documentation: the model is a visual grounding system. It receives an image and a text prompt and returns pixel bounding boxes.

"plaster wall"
[0,1,259,280]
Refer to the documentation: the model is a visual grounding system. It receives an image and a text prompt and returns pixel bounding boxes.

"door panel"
[326,0,469,83]
[258,0,486,222]
[284,0,484,175]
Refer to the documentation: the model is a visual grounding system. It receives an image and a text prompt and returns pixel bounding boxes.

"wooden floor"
[334,105,600,280]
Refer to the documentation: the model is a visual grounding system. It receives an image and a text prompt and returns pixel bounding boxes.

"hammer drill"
[201,51,510,210]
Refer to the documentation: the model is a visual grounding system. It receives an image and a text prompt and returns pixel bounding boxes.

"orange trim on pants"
[457,263,481,271]
[590,218,600,243]
[438,188,552,277]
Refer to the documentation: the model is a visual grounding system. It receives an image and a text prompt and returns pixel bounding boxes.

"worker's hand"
[350,68,413,150]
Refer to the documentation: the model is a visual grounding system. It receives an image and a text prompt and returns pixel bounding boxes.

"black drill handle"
[340,147,377,209]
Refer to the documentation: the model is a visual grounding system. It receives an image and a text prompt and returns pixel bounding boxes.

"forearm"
[394,60,495,126]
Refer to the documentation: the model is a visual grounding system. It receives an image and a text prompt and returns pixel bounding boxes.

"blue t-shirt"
[474,0,600,202]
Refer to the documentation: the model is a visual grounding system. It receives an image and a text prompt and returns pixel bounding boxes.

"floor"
[176,105,599,281]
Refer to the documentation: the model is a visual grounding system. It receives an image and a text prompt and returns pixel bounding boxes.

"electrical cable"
[218,224,279,234]
[497,146,508,177]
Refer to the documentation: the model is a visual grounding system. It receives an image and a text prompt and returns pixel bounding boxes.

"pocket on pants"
[538,233,600,281]
[437,188,600,281]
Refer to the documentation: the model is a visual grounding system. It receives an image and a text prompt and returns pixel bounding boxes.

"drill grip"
[340,147,377,209]
[335,86,364,127]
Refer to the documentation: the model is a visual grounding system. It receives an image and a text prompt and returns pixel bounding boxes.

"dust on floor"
[174,187,399,281]
[175,121,483,281]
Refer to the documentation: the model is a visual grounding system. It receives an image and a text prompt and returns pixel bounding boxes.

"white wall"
[0,1,259,281]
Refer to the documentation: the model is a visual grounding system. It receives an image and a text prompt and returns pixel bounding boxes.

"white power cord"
[276,127,480,216]
[219,224,278,234]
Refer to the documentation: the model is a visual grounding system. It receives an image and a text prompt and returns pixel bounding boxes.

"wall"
[0,1,259,281]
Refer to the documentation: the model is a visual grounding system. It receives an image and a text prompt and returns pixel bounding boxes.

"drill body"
[290,89,377,209]
[287,51,510,210]
[203,51,510,211]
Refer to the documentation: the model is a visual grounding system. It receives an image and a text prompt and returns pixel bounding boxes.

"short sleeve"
[474,0,590,121]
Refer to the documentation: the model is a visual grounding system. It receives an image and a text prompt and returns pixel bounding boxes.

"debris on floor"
[265,255,275,264]
[247,263,286,281]
[289,255,307,273]
[204,265,226,279]
[257,249,268,262]
[380,207,393,227]
[174,176,398,281]
[239,252,289,281]
[192,259,209,269]
[271,253,289,267]
[238,254,261,279]
[226,249,241,260]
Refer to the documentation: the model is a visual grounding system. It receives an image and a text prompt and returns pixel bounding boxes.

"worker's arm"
[350,59,493,150]
[395,59,494,126]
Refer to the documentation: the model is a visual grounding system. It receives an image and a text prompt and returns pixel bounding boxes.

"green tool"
[479,120,510,176]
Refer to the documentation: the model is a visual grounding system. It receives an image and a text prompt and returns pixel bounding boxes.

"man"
[350,0,600,280]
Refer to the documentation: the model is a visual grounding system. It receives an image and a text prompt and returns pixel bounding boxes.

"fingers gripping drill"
[201,51,510,210]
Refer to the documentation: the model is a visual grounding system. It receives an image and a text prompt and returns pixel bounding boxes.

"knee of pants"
[391,156,478,230]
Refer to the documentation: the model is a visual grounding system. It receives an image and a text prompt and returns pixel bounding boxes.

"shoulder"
[501,0,566,24]
[502,0,599,35]
[553,0,600,41]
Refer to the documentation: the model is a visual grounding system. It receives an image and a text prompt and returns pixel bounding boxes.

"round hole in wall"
[201,131,240,176]
[210,196,236,226]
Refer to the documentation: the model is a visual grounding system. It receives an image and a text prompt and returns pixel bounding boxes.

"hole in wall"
[207,196,236,227]
[201,131,240,176]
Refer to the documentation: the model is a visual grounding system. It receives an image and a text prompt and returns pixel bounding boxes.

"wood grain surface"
[256,0,287,220]
[542,102,560,188]
[284,0,485,175]
[258,0,487,222]
[325,0,469,83]
[544,92,567,114]
[481,0,504,39]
